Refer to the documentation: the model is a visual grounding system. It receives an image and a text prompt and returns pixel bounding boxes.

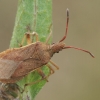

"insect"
[0,9,94,85]
[0,83,19,100]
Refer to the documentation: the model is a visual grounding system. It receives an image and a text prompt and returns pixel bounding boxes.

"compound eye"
[52,42,55,45]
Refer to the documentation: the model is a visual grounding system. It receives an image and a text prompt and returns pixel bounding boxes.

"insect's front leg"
[20,32,39,47]
[45,29,52,44]
[49,60,59,70]
[31,32,39,42]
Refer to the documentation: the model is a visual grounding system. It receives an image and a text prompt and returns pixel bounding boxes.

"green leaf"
[10,0,52,99]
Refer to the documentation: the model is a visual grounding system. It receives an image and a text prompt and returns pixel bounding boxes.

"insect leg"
[20,32,31,46]
[31,32,39,42]
[22,73,50,93]
[20,32,39,46]
[46,63,55,74]
[45,29,52,44]
[49,60,59,70]
[37,68,48,82]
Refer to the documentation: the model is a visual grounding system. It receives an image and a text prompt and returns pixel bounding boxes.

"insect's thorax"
[18,42,52,65]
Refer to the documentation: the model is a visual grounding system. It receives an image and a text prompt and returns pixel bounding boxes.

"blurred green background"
[0,0,99,100]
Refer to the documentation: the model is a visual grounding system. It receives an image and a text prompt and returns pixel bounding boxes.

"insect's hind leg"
[22,70,51,93]
[22,63,57,93]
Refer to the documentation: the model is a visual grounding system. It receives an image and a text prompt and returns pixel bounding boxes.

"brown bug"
[0,9,94,85]
[0,83,19,100]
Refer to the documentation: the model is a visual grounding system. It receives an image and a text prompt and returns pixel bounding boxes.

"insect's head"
[50,8,94,58]
[50,42,65,53]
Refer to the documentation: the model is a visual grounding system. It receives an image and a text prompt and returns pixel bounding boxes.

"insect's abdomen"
[11,58,43,78]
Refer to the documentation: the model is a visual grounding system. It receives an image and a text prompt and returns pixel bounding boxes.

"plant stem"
[10,0,52,99]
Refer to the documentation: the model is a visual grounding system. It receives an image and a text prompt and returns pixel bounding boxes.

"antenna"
[59,8,69,42]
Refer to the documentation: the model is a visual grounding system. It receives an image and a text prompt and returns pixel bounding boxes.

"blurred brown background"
[0,0,99,100]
